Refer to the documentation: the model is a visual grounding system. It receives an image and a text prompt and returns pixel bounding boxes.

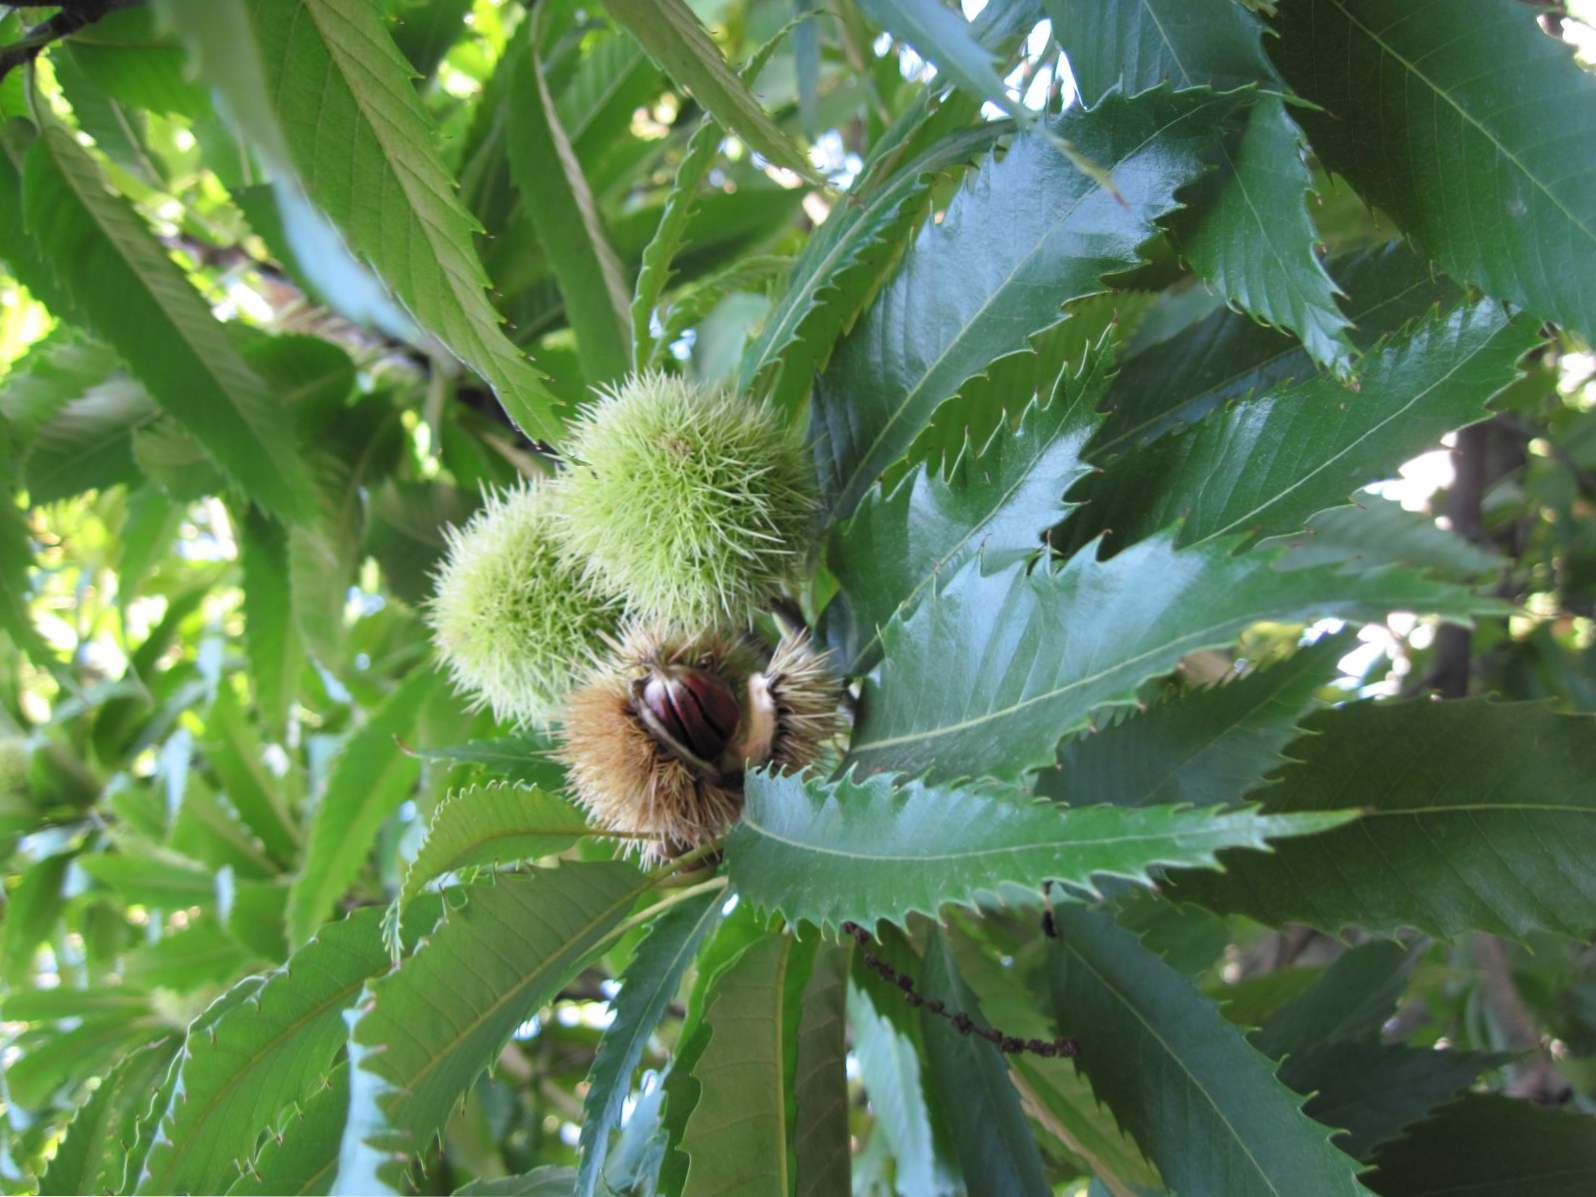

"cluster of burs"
[428,373,845,860]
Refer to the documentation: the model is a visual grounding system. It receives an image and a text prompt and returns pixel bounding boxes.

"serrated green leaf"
[1169,699,1596,939]
[6,1014,171,1112]
[577,889,721,1197]
[631,112,721,369]
[26,376,151,504]
[1274,0,1596,346]
[389,782,590,951]
[1284,1042,1506,1161]
[858,0,1026,121]
[847,535,1498,782]
[79,845,215,908]
[793,942,850,1197]
[812,88,1242,520]
[1365,1094,1596,1196]
[0,330,121,451]
[1047,904,1371,1197]
[1089,242,1461,462]
[122,916,257,992]
[21,124,310,520]
[738,114,1003,412]
[727,769,1352,933]
[1072,303,1540,554]
[680,931,812,1197]
[918,931,1050,1195]
[224,1063,348,1196]
[1041,629,1354,808]
[1176,96,1354,370]
[167,0,561,439]
[600,0,822,187]
[204,683,300,868]
[38,1034,181,1197]
[288,667,440,946]
[136,906,397,1195]
[828,331,1111,675]
[1265,495,1508,579]
[408,733,567,789]
[338,862,648,1191]
[389,0,472,78]
[506,20,631,384]
[1046,0,1276,104]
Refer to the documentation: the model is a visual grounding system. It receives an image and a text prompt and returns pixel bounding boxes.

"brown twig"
[0,0,141,84]
[840,921,1078,1059]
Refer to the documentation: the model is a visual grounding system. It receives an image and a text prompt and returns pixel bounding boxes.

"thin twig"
[0,0,141,85]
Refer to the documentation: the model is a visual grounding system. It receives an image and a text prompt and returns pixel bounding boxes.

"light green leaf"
[813,88,1242,519]
[577,889,721,1197]
[1169,699,1596,939]
[388,781,590,952]
[454,1166,579,1196]
[224,1063,348,1196]
[287,667,441,946]
[726,769,1353,933]
[0,851,71,985]
[136,906,397,1195]
[1071,303,1539,553]
[681,931,812,1197]
[918,931,1050,1195]
[829,332,1111,675]
[22,124,310,520]
[1047,904,1370,1197]
[1275,0,1596,346]
[38,1035,181,1197]
[1040,629,1355,808]
[1364,1095,1596,1196]
[167,0,561,439]
[337,862,648,1192]
[847,535,1499,782]
[506,21,631,384]
[600,0,823,187]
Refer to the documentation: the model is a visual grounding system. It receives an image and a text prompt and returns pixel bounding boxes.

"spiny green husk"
[428,481,622,727]
[555,372,817,628]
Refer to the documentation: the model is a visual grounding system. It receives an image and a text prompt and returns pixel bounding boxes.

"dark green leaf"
[1047,904,1369,1197]
[454,1166,578,1196]
[1253,941,1417,1059]
[1088,242,1461,462]
[1274,0,1596,346]
[577,889,721,1197]
[1176,97,1354,370]
[858,0,1027,120]
[1046,0,1275,104]
[287,667,441,946]
[122,917,257,991]
[918,931,1050,1195]
[828,331,1110,675]
[847,536,1498,782]
[1072,303,1539,553]
[338,862,648,1191]
[600,0,823,187]
[239,510,301,743]
[793,942,850,1197]
[22,124,310,520]
[727,769,1351,933]
[1265,496,1508,579]
[812,88,1242,519]
[1364,1095,1596,1196]
[1041,629,1354,808]
[1,852,72,985]
[1284,1042,1505,1160]
[1169,699,1596,939]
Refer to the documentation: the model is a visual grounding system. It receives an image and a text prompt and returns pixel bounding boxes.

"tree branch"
[0,0,141,85]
